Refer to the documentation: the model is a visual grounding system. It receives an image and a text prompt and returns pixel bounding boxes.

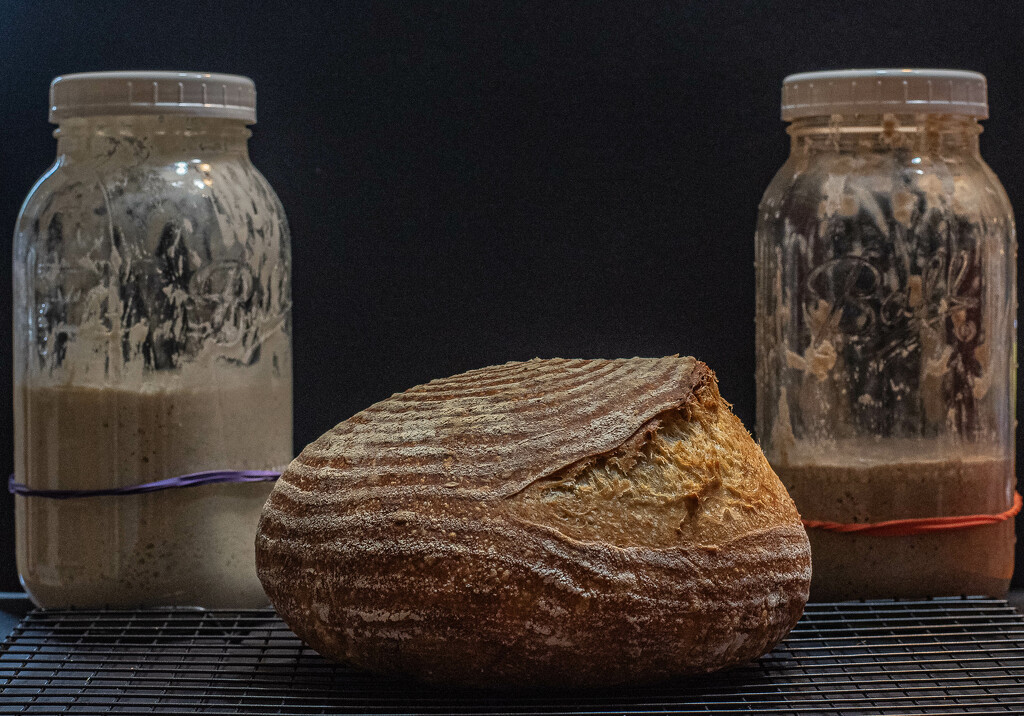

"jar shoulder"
[15,160,64,232]
[14,153,289,256]
[974,155,1016,228]
[757,151,1014,237]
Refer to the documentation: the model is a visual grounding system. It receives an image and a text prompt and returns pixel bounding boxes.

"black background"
[2,1,1024,591]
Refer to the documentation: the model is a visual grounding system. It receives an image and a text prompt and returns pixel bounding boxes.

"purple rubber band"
[7,469,281,499]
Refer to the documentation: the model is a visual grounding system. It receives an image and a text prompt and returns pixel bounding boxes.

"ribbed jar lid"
[49,71,256,123]
[781,69,988,121]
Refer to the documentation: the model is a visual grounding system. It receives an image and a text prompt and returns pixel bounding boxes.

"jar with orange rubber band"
[755,69,1018,600]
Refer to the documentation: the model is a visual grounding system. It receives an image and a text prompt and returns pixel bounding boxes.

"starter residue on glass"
[23,118,291,385]
[766,157,1010,455]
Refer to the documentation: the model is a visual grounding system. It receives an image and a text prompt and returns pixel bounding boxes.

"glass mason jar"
[755,70,1016,600]
[12,72,293,607]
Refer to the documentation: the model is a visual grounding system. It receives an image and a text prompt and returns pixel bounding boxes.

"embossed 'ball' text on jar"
[12,72,292,607]
[755,69,1017,600]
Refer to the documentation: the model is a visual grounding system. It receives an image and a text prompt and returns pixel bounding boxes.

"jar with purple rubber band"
[11,72,293,608]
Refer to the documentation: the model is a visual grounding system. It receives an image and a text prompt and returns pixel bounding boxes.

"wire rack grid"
[2,597,1024,715]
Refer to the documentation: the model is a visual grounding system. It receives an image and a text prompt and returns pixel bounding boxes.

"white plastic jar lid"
[781,69,988,121]
[49,71,256,124]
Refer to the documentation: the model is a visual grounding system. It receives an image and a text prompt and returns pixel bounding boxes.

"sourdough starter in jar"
[15,376,291,607]
[12,72,293,607]
[774,442,1013,599]
[755,69,1016,599]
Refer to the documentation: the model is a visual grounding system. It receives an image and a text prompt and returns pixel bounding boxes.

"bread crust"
[257,357,811,686]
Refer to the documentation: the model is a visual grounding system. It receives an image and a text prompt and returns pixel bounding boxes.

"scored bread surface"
[257,357,811,687]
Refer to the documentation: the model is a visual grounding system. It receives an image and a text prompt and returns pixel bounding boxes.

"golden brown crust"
[256,357,811,687]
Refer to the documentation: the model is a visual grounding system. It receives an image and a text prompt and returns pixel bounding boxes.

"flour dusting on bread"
[256,357,811,687]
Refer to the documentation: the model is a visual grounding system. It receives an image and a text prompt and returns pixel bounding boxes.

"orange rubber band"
[801,491,1023,537]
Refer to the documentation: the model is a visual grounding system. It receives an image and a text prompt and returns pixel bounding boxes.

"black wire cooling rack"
[1,597,1024,715]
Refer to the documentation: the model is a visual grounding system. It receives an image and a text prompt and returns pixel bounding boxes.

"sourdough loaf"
[256,357,811,687]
